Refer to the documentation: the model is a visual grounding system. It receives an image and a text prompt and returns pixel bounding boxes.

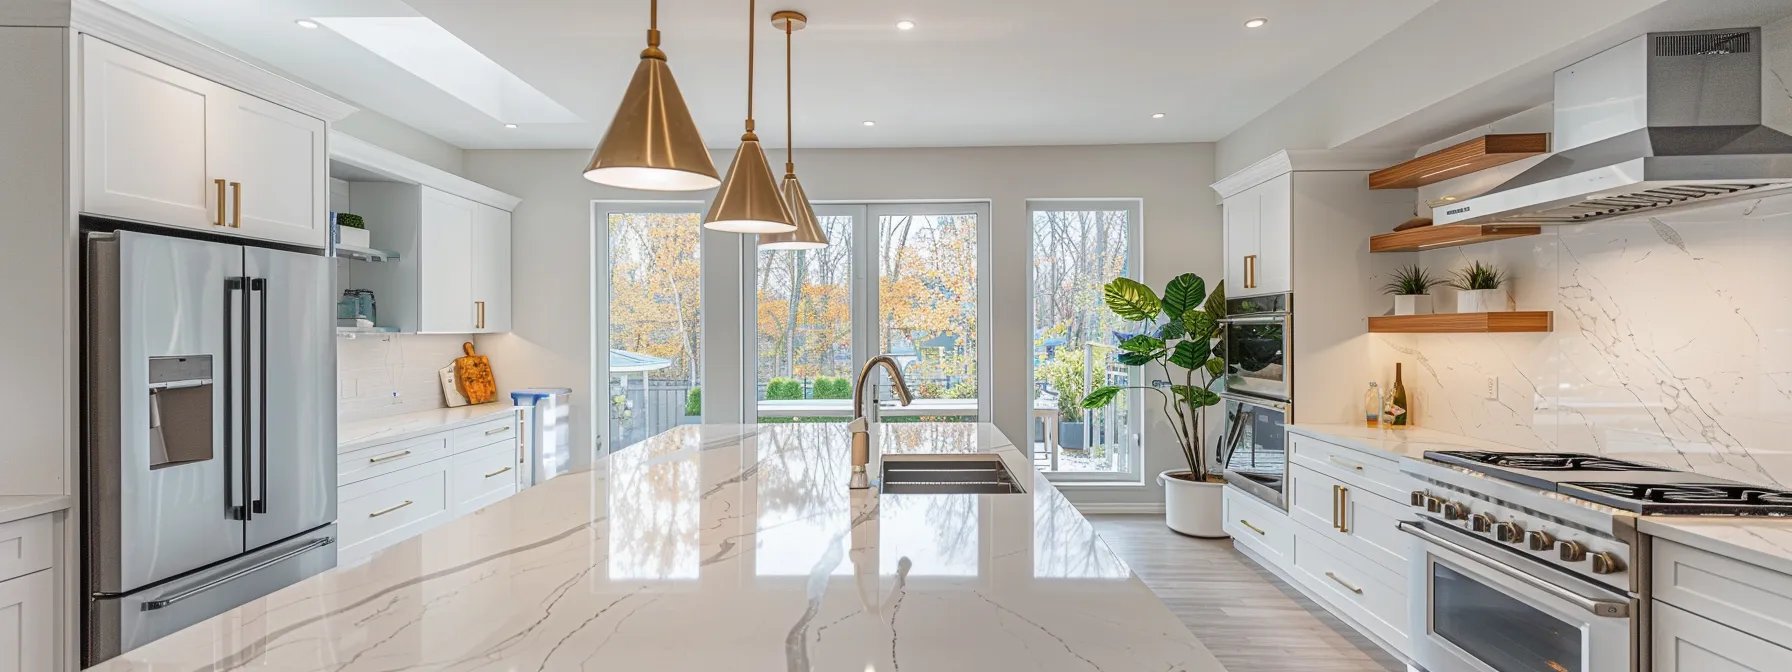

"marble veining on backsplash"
[1373,193,1792,488]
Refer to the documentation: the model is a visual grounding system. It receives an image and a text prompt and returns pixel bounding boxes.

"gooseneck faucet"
[849,355,914,489]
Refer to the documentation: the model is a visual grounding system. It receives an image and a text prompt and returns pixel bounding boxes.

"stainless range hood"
[1437,27,1792,226]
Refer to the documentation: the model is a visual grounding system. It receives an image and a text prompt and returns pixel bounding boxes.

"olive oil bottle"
[1387,363,1410,427]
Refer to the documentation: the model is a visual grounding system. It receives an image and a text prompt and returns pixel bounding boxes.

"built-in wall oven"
[1220,293,1290,402]
[1219,394,1288,509]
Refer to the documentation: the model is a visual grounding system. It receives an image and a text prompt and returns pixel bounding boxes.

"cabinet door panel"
[222,91,326,248]
[82,37,221,231]
[419,189,476,333]
[471,205,512,333]
[1222,189,1258,295]
[1654,602,1790,672]
[1254,173,1293,295]
[0,570,54,672]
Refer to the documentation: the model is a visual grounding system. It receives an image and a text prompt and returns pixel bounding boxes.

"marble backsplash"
[1371,192,1792,488]
[338,333,471,424]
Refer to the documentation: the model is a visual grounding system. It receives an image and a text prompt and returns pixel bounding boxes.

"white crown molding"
[330,131,523,212]
[1210,148,1415,199]
[67,0,356,122]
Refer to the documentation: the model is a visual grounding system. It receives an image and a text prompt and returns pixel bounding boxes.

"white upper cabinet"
[419,188,478,333]
[81,36,328,248]
[1221,172,1292,297]
[471,204,512,333]
[346,182,516,335]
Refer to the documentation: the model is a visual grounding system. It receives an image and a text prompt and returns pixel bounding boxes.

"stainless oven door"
[1220,395,1288,509]
[1221,293,1291,402]
[1401,521,1633,672]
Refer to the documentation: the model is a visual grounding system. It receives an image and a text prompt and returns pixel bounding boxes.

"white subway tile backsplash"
[337,333,471,424]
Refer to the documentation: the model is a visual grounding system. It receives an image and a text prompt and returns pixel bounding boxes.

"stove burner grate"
[1561,481,1792,507]
[1428,450,1675,473]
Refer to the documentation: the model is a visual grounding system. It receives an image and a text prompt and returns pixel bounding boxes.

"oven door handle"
[1398,521,1630,618]
[1218,314,1289,324]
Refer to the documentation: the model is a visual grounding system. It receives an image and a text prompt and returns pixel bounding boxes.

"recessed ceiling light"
[863,120,877,127]
[1244,18,1268,28]
[504,123,518,129]
[896,20,916,30]
[295,19,319,29]
[1152,113,1166,119]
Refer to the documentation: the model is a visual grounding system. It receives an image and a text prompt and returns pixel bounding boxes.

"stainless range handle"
[140,537,333,611]
[1399,521,1630,617]
[1217,314,1289,324]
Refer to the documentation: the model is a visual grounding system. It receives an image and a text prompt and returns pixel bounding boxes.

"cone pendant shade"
[703,136,796,233]
[583,52,720,191]
[759,173,828,249]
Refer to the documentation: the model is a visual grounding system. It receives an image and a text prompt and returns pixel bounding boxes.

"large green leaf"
[1182,309,1218,341]
[1103,277,1162,322]
[1204,280,1226,320]
[1168,339,1212,370]
[1081,386,1122,409]
[1120,334,1165,354]
[1161,273,1207,320]
[1116,352,1155,367]
[1155,319,1186,341]
[1169,386,1221,407]
[1205,356,1225,378]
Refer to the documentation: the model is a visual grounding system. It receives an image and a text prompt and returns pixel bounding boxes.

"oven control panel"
[1407,489,1631,590]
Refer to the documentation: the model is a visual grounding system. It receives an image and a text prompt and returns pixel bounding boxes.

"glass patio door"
[596,202,707,453]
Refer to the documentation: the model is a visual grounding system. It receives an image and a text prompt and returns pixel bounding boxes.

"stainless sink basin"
[879,455,1025,494]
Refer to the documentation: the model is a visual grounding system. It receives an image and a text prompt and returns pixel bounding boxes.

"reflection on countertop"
[1290,423,1538,460]
[88,422,1226,672]
[337,402,516,453]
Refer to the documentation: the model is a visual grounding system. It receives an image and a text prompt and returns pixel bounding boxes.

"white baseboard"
[1073,503,1166,515]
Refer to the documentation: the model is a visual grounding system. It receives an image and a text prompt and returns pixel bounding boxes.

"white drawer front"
[452,414,517,452]
[1288,464,1414,572]
[1654,601,1792,672]
[1224,485,1292,565]
[339,434,451,485]
[453,440,520,512]
[340,461,453,560]
[1290,432,1411,502]
[0,515,52,585]
[0,569,54,672]
[1292,526,1409,655]
[1655,538,1792,646]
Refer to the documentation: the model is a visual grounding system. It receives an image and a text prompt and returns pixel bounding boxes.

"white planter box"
[1392,294,1434,316]
[1456,288,1511,313]
[338,226,370,248]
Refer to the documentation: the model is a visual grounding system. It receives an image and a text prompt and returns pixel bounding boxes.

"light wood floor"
[1088,515,1404,672]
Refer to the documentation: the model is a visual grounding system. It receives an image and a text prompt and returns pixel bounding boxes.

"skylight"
[313,16,580,125]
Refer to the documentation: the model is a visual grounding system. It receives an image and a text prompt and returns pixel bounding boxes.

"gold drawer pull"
[214,179,227,226]
[229,181,242,228]
[1239,519,1266,536]
[484,466,513,479]
[368,500,413,518]
[1338,486,1351,534]
[368,449,412,464]
[484,426,508,436]
[1332,485,1343,530]
[1327,455,1365,472]
[1326,571,1364,595]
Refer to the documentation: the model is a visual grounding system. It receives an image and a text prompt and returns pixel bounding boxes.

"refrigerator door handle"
[139,537,334,611]
[225,277,248,521]
[250,278,269,515]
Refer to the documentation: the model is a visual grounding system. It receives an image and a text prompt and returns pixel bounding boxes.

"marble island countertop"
[1290,423,1538,460]
[338,402,517,453]
[89,423,1227,671]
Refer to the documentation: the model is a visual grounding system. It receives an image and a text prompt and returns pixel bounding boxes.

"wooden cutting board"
[454,342,497,404]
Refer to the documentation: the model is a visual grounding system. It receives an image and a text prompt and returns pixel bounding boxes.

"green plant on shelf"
[1383,264,1444,296]
[335,213,366,230]
[1449,260,1507,290]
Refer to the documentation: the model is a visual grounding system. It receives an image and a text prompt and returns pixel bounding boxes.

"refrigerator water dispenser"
[146,355,213,469]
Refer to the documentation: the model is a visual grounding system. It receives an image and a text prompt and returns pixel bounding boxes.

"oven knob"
[1591,552,1627,575]
[1442,502,1470,521]
[1423,495,1444,514]
[1494,521,1525,544]
[1559,540,1588,562]
[1527,530,1556,552]
[1469,513,1496,533]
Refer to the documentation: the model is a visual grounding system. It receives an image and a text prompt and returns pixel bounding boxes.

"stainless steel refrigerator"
[83,230,338,666]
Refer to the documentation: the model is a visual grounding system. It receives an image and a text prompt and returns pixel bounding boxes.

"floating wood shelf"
[1369,311,1553,334]
[1370,224,1543,253]
[1369,134,1550,190]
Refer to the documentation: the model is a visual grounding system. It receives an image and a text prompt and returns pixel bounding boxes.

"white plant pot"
[338,226,370,248]
[1393,294,1434,316]
[1457,288,1511,313]
[1160,470,1227,538]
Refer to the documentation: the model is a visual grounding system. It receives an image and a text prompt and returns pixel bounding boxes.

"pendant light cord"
[745,0,757,134]
[785,19,794,175]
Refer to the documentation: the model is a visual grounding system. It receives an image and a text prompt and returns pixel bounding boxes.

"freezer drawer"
[86,524,336,667]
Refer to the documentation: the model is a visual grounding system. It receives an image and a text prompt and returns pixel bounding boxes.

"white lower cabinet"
[1654,602,1791,672]
[1223,485,1293,565]
[338,413,524,564]
[1291,527,1409,653]
[0,568,53,672]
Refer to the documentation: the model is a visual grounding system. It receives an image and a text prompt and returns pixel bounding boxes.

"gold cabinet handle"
[229,181,242,228]
[484,466,513,479]
[1326,571,1364,595]
[476,300,486,329]
[368,500,413,518]
[214,179,227,226]
[484,426,508,436]
[368,449,412,464]
[1239,519,1266,536]
[1338,486,1351,533]
[1332,484,1342,530]
[1244,254,1257,289]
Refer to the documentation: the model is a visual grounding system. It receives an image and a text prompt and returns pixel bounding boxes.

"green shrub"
[684,387,701,417]
[943,380,977,399]
[812,376,852,399]
[767,377,804,400]
[1035,349,1086,422]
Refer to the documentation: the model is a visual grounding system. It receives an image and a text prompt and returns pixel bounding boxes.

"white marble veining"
[0,494,70,525]
[337,402,517,453]
[87,423,1226,672]
[1291,423,1537,460]
[1640,517,1792,578]
[1372,191,1792,488]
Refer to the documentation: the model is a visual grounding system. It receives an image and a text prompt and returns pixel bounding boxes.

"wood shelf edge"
[1370,224,1543,253]
[1368,311,1553,333]
[1368,134,1550,190]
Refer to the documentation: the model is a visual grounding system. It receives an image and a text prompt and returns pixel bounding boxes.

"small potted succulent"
[1383,264,1444,315]
[1450,261,1511,313]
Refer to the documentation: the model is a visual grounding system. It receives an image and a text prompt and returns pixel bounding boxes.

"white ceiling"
[116,0,1438,150]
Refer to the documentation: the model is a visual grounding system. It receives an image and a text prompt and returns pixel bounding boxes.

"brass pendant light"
[758,11,830,250]
[703,0,797,233]
[583,0,720,191]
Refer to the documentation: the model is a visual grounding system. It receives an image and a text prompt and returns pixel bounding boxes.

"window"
[597,203,706,452]
[750,203,991,424]
[1028,201,1143,479]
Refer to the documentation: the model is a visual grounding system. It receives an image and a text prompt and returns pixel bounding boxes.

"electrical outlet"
[1485,376,1499,400]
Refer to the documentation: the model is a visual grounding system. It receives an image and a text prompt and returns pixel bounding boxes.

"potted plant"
[1083,274,1228,537]
[1449,261,1511,313]
[1036,349,1087,450]
[1383,264,1443,315]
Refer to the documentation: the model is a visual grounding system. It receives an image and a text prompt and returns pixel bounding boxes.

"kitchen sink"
[879,455,1025,494]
